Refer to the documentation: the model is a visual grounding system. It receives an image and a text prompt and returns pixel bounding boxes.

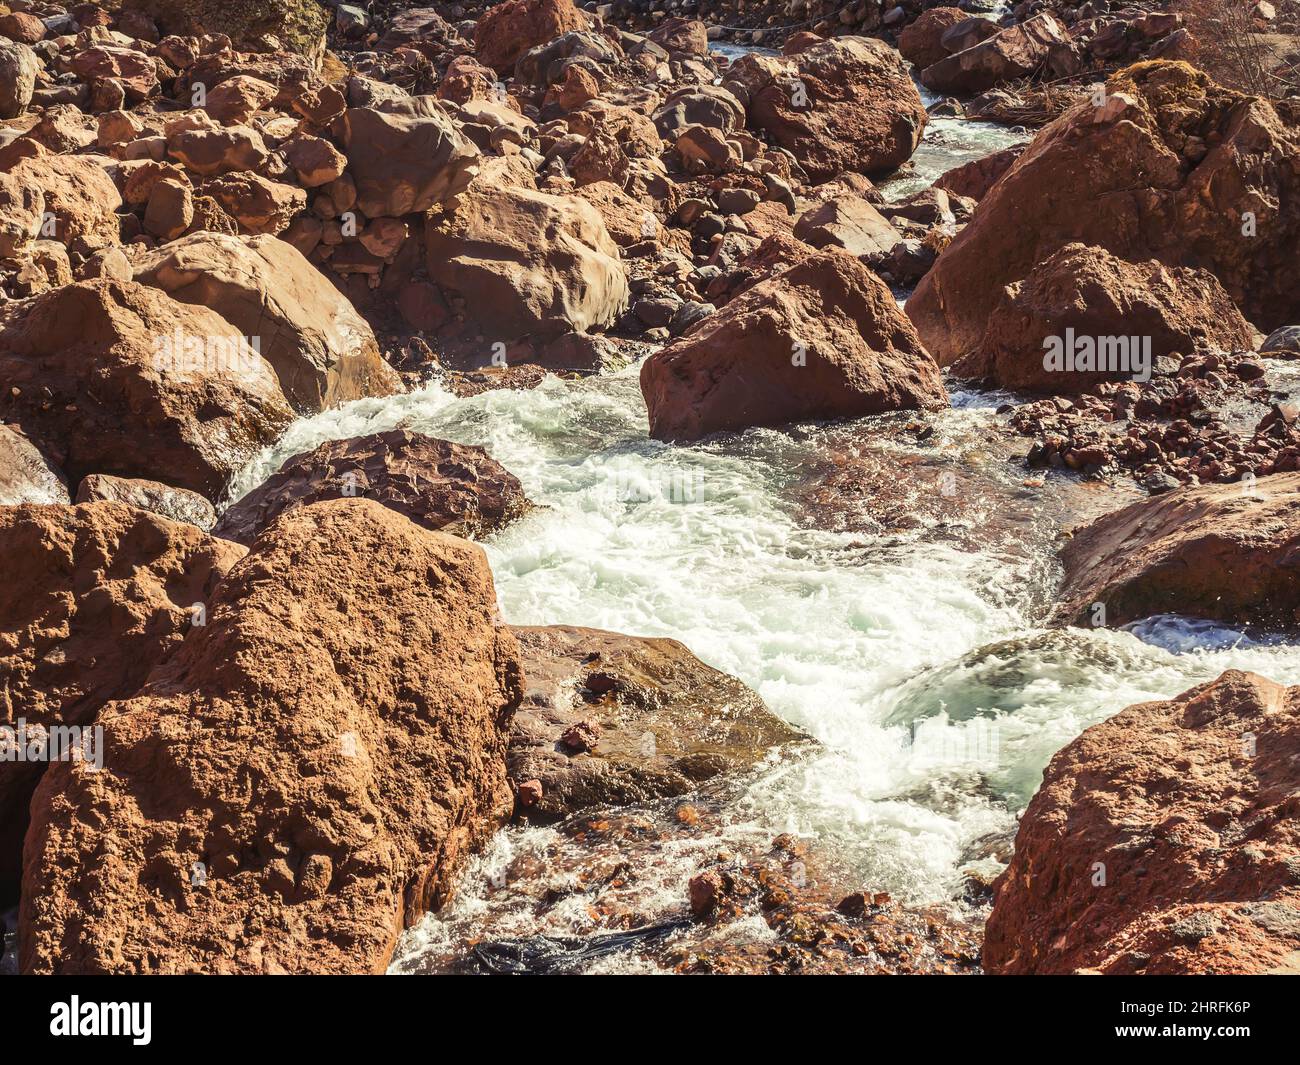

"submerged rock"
[986,671,1300,974]
[508,625,806,822]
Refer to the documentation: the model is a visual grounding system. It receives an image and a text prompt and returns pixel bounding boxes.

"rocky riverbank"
[2,0,1299,975]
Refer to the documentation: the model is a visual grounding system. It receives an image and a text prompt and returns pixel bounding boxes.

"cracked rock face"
[986,670,1300,974]
[20,499,523,975]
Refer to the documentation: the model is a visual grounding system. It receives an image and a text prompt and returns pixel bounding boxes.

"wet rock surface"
[986,671,1300,974]
[214,429,531,544]
[508,624,806,822]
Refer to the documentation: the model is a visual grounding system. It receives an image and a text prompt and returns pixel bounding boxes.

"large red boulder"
[132,233,401,413]
[955,243,1254,392]
[0,503,244,897]
[733,36,926,182]
[0,281,293,500]
[898,7,969,70]
[640,248,948,442]
[20,498,523,974]
[909,62,1300,365]
[919,14,1065,96]
[474,0,586,75]
[1052,472,1300,628]
[986,671,1300,974]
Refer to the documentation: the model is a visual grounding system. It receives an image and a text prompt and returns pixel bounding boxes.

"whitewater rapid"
[226,367,1300,972]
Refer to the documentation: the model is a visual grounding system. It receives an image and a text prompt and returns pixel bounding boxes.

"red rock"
[920,14,1065,95]
[200,171,306,236]
[68,46,160,103]
[793,195,902,259]
[641,248,947,442]
[739,36,926,181]
[143,177,193,239]
[517,779,543,807]
[689,870,725,917]
[214,430,530,545]
[204,75,277,124]
[909,62,1300,364]
[473,0,587,75]
[424,184,628,349]
[0,280,292,499]
[11,155,122,254]
[0,12,44,45]
[133,231,399,412]
[1052,472,1300,628]
[20,498,522,974]
[0,169,44,259]
[934,144,1024,201]
[898,7,969,70]
[0,502,244,894]
[986,671,1300,974]
[341,98,480,218]
[74,474,216,529]
[166,118,269,176]
[282,134,347,188]
[955,243,1254,392]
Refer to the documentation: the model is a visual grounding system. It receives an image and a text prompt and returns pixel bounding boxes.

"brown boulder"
[118,0,328,60]
[341,98,480,218]
[793,195,902,259]
[934,144,1024,202]
[985,671,1300,974]
[200,171,306,236]
[909,62,1300,364]
[920,14,1065,96]
[20,498,522,974]
[214,430,530,545]
[509,625,806,822]
[898,7,969,70]
[955,243,1254,392]
[424,184,628,349]
[0,502,243,896]
[133,232,400,412]
[11,155,121,253]
[474,0,586,75]
[740,36,926,181]
[0,13,46,45]
[74,475,217,530]
[166,119,269,176]
[1052,473,1300,629]
[203,75,276,125]
[641,248,948,442]
[0,424,69,505]
[0,280,293,499]
[0,169,44,259]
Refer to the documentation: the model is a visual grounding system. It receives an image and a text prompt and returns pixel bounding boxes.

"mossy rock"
[113,0,329,61]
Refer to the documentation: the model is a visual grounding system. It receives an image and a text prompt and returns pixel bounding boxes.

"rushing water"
[226,365,1300,973]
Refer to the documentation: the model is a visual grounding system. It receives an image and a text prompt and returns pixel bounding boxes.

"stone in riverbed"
[908,62,1300,365]
[132,232,401,413]
[953,243,1254,393]
[74,474,217,530]
[214,430,530,545]
[508,625,806,822]
[0,502,244,898]
[919,14,1065,96]
[474,0,587,75]
[641,248,948,442]
[20,498,523,974]
[1052,472,1300,629]
[734,36,926,181]
[985,670,1300,974]
[0,280,293,500]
